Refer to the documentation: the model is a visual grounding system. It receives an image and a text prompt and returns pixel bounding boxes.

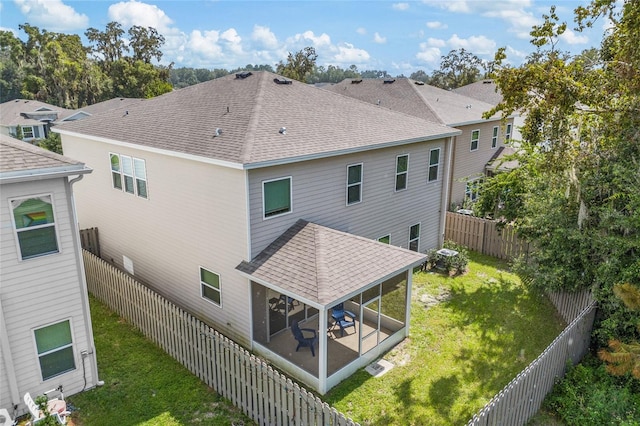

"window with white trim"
[263,177,292,218]
[465,178,483,202]
[505,123,512,141]
[395,155,409,191]
[21,125,35,139]
[409,223,420,252]
[110,153,148,198]
[347,163,362,205]
[34,320,76,381]
[470,129,480,151]
[492,126,499,148]
[378,235,390,244]
[428,148,440,182]
[200,267,222,306]
[11,195,59,260]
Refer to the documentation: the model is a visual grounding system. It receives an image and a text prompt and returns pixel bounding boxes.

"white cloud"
[392,3,410,11]
[506,45,527,60]
[426,37,446,48]
[426,21,448,30]
[447,34,496,55]
[373,32,386,44]
[187,30,223,58]
[416,43,441,65]
[333,42,370,64]
[252,25,278,49]
[559,29,589,45]
[356,27,367,35]
[220,28,243,55]
[289,30,332,48]
[14,0,88,31]
[108,0,174,32]
[421,0,471,13]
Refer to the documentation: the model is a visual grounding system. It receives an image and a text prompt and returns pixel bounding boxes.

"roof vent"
[383,79,395,84]
[213,128,222,137]
[466,104,472,109]
[376,99,381,105]
[351,79,363,84]
[235,71,252,79]
[273,77,292,85]
[414,81,425,85]
[279,127,287,135]
[483,80,493,84]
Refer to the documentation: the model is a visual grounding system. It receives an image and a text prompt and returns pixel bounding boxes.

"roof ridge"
[239,72,267,163]
[314,222,330,302]
[406,79,447,124]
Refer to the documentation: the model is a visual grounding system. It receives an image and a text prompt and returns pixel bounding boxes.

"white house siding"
[62,135,252,346]
[248,138,449,258]
[449,120,512,208]
[0,178,96,412]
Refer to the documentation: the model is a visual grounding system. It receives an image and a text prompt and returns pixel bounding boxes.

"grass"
[60,297,253,426]
[324,251,566,425]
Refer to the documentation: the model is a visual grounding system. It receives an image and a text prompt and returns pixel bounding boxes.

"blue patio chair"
[291,320,318,357]
[331,303,356,337]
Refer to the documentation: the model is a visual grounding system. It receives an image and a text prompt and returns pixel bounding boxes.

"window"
[465,178,483,202]
[11,195,59,260]
[492,126,499,148]
[263,177,292,218]
[505,123,512,141]
[21,125,35,139]
[409,224,420,252]
[347,164,362,205]
[428,148,440,182]
[34,320,75,381]
[378,235,390,244]
[470,130,480,151]
[395,155,408,191]
[110,153,148,198]
[200,267,222,306]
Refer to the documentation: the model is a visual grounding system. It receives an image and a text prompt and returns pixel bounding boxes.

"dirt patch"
[418,289,452,308]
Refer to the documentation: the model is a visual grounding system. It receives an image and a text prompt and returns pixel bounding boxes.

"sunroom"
[236,220,426,394]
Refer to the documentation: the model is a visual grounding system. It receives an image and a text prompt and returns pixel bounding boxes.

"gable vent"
[235,71,253,79]
[351,79,363,84]
[273,77,292,85]
[383,79,396,84]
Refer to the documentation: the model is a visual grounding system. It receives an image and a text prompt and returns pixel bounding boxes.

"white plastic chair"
[23,388,69,425]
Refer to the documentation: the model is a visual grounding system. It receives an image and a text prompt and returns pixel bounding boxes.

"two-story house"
[55,71,461,393]
[0,100,73,143]
[0,135,100,417]
[323,78,515,209]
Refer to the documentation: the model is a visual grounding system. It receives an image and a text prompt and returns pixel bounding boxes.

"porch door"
[360,296,381,355]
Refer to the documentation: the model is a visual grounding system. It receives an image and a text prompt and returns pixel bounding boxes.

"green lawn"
[324,252,566,425]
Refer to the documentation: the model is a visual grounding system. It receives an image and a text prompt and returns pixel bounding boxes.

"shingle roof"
[236,219,426,307]
[322,78,500,126]
[0,134,90,179]
[73,97,144,116]
[0,99,73,126]
[55,71,460,167]
[453,79,504,106]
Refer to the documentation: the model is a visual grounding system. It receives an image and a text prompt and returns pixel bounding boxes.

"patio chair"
[331,303,356,337]
[291,320,317,357]
[24,386,69,424]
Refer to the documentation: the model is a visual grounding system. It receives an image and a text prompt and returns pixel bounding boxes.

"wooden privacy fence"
[467,289,596,426]
[79,227,100,257]
[82,250,359,426]
[445,212,530,260]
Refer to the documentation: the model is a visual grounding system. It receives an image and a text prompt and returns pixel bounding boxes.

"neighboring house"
[55,71,461,393]
[323,78,515,209]
[0,99,73,143]
[60,98,143,123]
[0,135,100,417]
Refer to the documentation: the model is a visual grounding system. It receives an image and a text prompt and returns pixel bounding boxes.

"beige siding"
[249,139,449,257]
[0,178,96,412]
[62,135,251,345]
[449,119,513,208]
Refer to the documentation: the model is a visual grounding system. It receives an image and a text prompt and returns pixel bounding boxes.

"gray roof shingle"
[0,99,73,127]
[55,72,460,167]
[452,79,504,106]
[236,219,426,307]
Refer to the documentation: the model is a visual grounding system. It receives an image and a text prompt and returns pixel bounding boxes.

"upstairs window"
[34,320,76,380]
[11,195,59,260]
[409,223,420,251]
[428,148,440,182]
[200,267,222,307]
[395,155,409,191]
[110,153,148,199]
[263,177,292,218]
[347,163,363,205]
[21,125,35,139]
[505,123,512,141]
[492,126,499,148]
[470,130,480,151]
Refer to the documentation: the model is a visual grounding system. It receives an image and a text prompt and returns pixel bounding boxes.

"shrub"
[424,240,469,275]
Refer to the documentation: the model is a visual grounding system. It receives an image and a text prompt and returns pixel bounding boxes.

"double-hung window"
[428,148,440,182]
[409,223,420,252]
[21,125,35,139]
[200,267,222,307]
[11,195,59,260]
[395,155,409,191]
[470,130,480,151]
[263,177,292,218]
[110,153,148,199]
[347,164,362,205]
[34,320,76,381]
[492,126,499,148]
[505,123,512,141]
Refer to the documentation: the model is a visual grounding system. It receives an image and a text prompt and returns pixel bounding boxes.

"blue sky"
[1,0,607,74]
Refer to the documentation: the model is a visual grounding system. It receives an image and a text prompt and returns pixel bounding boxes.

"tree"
[430,48,485,89]
[409,70,429,83]
[479,0,640,352]
[276,46,317,82]
[128,25,164,63]
[38,131,62,154]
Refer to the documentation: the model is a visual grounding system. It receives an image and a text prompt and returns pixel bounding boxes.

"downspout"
[439,136,455,247]
[67,174,102,389]
[0,301,20,413]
